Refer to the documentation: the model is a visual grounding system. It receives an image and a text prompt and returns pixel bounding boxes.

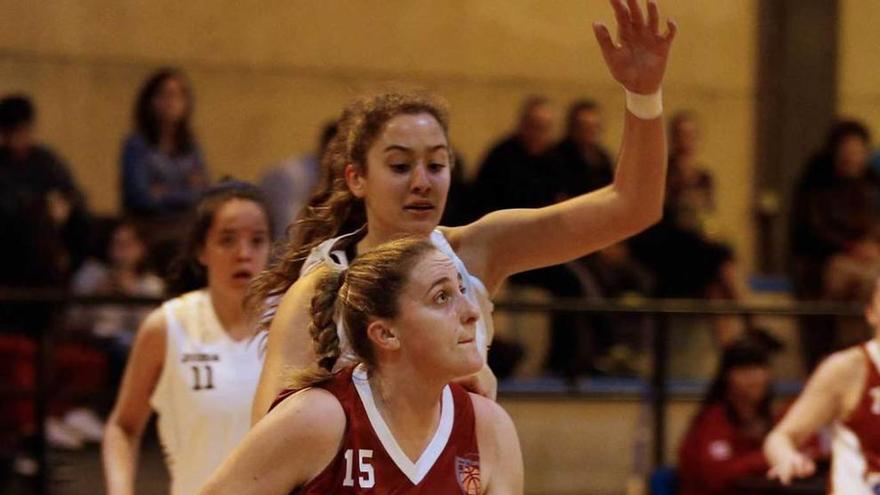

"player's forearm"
[102,422,142,495]
[609,111,667,229]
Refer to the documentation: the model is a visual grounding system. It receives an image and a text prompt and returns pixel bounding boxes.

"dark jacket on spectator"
[550,137,614,200]
[0,144,90,287]
[471,135,559,216]
[791,166,879,261]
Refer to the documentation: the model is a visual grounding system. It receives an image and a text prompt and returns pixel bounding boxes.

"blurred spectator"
[121,68,207,276]
[122,68,207,217]
[678,334,783,495]
[574,242,655,375]
[47,219,166,455]
[791,119,878,369]
[439,149,474,227]
[666,111,715,234]
[0,337,107,458]
[260,121,337,238]
[70,218,164,347]
[471,95,559,214]
[551,99,614,200]
[631,111,739,301]
[472,96,592,377]
[0,94,97,472]
[551,100,639,373]
[0,94,92,291]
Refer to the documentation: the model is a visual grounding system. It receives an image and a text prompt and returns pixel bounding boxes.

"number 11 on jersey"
[343,449,375,488]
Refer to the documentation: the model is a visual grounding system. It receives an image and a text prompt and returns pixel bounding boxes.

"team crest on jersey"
[456,454,481,495]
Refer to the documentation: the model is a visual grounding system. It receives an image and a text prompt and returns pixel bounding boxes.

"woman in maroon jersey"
[200,238,522,494]
[765,276,880,492]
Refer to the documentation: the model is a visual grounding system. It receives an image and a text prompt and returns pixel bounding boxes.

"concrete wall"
[839,0,880,132]
[0,0,759,270]
[501,396,699,495]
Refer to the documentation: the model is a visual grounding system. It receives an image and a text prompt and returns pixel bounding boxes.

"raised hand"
[767,450,816,486]
[593,0,677,94]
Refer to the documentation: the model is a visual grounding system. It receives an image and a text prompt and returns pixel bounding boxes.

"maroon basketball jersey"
[831,340,880,494]
[273,365,482,494]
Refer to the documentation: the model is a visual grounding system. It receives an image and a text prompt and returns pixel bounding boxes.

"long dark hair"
[697,336,775,426]
[247,90,451,327]
[134,68,195,155]
[798,119,874,187]
[168,179,273,295]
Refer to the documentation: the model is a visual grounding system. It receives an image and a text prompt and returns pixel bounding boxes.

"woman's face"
[835,135,868,178]
[152,76,189,126]
[726,365,770,407]
[672,117,700,155]
[110,224,146,270]
[198,199,271,293]
[388,249,482,380]
[348,113,451,237]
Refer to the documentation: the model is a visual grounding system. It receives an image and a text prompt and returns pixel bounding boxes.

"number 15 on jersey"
[343,449,375,488]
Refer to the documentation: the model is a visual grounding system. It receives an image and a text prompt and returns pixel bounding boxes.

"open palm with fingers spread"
[593,0,677,94]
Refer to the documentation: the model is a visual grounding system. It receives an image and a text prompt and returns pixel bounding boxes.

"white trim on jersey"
[866,340,880,376]
[352,364,454,485]
[831,423,873,495]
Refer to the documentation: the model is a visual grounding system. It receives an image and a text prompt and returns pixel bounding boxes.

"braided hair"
[288,237,436,389]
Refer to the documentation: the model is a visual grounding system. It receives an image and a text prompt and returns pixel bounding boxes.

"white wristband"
[625,88,663,120]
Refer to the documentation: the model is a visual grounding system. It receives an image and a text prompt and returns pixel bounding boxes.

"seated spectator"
[70,218,164,346]
[666,111,715,234]
[471,96,592,377]
[632,111,739,301]
[791,119,878,369]
[260,121,337,238]
[471,95,559,214]
[551,101,646,373]
[574,242,655,375]
[551,99,614,201]
[121,68,208,276]
[678,334,783,495]
[0,94,92,292]
[0,94,98,472]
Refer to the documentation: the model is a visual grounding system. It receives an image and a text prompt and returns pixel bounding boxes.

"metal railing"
[0,289,864,493]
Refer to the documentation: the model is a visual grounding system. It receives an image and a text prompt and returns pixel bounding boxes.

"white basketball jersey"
[149,290,265,495]
[300,228,495,361]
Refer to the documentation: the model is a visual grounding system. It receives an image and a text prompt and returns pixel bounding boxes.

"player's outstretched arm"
[202,388,344,495]
[472,394,524,494]
[764,350,857,485]
[447,0,676,294]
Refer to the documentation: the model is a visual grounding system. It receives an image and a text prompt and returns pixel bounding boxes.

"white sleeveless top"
[300,228,494,363]
[149,290,265,495]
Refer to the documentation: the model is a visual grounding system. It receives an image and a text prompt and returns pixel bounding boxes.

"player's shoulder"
[469,392,515,435]
[271,387,346,441]
[814,345,866,385]
[136,305,169,343]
